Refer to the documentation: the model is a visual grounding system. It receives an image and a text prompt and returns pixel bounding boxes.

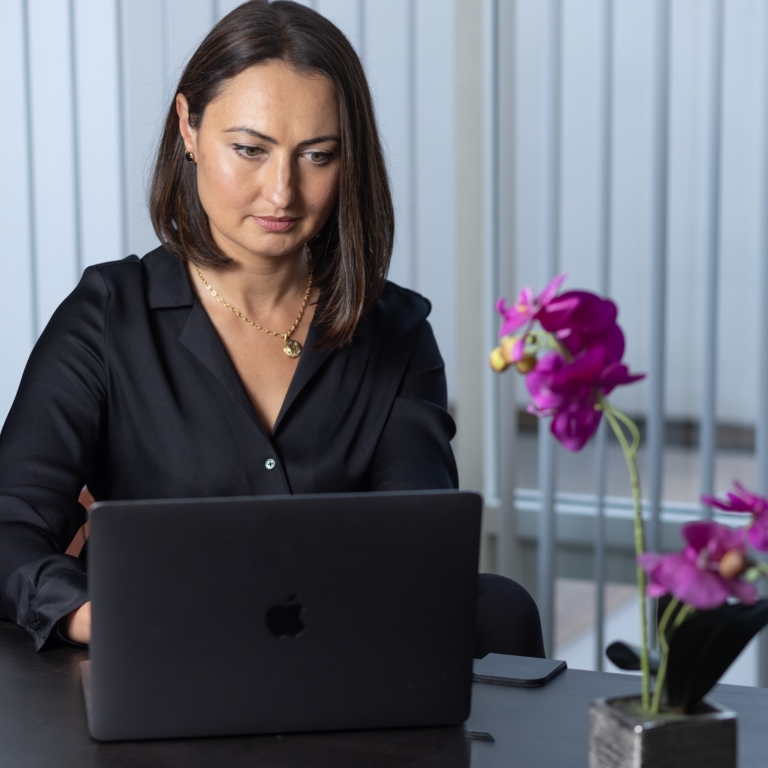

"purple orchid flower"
[495,275,578,361]
[638,521,757,610]
[496,274,569,335]
[539,290,625,364]
[493,279,645,452]
[702,482,768,552]
[526,346,645,451]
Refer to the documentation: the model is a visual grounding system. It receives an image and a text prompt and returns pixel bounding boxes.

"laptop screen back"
[85,490,482,741]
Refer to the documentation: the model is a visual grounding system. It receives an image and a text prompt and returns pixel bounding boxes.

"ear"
[176,93,197,154]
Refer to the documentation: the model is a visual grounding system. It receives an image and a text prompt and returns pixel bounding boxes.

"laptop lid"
[85,490,482,741]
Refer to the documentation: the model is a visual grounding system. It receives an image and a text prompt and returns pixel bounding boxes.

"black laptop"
[81,490,482,741]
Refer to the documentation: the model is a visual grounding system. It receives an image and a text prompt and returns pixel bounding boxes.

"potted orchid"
[490,276,768,768]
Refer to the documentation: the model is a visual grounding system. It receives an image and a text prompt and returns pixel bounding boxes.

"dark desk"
[2,620,767,767]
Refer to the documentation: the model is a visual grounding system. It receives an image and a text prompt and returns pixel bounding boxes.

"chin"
[248,240,306,262]
[217,228,305,262]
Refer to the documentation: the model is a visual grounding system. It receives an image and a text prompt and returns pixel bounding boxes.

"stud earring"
[184,150,196,164]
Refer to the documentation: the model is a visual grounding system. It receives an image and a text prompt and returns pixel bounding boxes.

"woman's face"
[177,60,341,265]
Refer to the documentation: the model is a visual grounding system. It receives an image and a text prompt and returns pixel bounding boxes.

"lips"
[253,216,298,232]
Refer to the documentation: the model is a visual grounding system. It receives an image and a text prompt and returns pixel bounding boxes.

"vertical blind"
[492,0,768,671]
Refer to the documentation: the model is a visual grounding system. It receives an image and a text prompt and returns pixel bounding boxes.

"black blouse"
[0,246,457,649]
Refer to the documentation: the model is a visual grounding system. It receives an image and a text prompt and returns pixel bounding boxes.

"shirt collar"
[144,245,196,309]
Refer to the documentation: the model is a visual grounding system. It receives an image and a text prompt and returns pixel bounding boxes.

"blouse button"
[265,458,276,470]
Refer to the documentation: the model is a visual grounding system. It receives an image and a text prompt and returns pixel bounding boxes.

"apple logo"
[265,594,305,638]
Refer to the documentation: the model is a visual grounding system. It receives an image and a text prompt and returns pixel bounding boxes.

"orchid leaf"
[606,641,660,675]
[666,600,768,713]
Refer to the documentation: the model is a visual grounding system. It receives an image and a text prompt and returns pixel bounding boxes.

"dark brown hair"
[150,0,394,348]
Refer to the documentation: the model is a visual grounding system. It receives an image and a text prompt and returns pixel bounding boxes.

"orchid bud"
[489,346,511,372]
[744,566,761,583]
[719,550,749,580]
[516,353,537,375]
[499,336,518,364]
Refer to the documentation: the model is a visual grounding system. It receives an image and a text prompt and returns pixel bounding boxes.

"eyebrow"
[224,127,340,146]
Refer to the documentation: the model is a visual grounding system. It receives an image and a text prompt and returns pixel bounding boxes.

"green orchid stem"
[599,397,650,711]
[527,340,649,708]
[653,599,677,713]
[527,331,574,364]
[652,598,679,714]
[673,603,693,629]
[550,336,574,363]
[652,601,693,714]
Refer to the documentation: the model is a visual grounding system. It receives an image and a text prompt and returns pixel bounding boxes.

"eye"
[234,144,265,160]
[305,150,333,165]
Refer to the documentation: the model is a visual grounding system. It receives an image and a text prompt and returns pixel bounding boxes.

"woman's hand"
[62,601,91,645]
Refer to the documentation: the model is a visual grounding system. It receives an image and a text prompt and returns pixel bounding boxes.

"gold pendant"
[283,339,302,358]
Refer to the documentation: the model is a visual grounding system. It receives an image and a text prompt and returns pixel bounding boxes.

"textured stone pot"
[589,695,736,768]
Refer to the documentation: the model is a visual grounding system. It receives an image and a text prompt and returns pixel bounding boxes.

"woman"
[0,0,543,658]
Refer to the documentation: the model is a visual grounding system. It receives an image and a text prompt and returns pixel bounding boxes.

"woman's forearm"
[62,601,91,645]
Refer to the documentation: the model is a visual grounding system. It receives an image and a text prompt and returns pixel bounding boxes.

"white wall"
[0,0,457,425]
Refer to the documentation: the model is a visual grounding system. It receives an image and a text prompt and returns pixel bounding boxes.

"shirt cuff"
[1,554,88,651]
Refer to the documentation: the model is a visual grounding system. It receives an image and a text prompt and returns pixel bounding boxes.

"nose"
[263,152,296,212]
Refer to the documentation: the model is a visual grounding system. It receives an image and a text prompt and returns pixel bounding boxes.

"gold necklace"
[194,264,313,358]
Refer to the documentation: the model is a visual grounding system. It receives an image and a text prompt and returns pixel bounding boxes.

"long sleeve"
[370,319,458,491]
[0,267,109,649]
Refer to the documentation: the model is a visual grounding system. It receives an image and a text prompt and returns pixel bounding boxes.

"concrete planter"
[589,695,736,768]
